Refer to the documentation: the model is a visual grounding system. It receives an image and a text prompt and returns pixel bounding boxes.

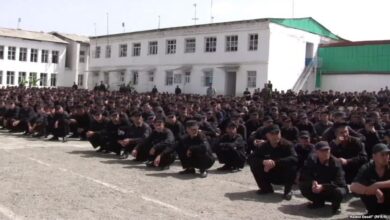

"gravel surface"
[0,131,366,220]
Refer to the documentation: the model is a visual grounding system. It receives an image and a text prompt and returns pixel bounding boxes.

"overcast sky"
[1,0,389,41]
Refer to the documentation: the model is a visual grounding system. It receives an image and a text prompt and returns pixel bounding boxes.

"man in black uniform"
[330,123,368,183]
[247,124,298,200]
[105,112,131,155]
[118,111,151,159]
[351,143,390,215]
[299,141,348,215]
[50,105,70,142]
[165,120,215,178]
[69,106,91,140]
[215,122,246,171]
[86,110,109,152]
[165,112,185,142]
[133,118,175,169]
[359,118,381,158]
[295,130,315,171]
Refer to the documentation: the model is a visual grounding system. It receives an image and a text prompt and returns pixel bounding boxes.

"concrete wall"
[0,36,66,87]
[321,74,390,92]
[267,23,332,92]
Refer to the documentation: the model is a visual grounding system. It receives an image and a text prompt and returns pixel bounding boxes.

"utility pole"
[192,3,199,25]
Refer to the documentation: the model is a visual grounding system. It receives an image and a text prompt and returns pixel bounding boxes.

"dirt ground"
[0,130,366,220]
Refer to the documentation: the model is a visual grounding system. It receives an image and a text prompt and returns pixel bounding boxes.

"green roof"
[270,17,342,40]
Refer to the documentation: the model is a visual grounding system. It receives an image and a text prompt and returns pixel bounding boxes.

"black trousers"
[300,182,346,205]
[248,154,297,192]
[360,189,390,215]
[215,147,246,168]
[177,147,215,170]
[88,134,106,149]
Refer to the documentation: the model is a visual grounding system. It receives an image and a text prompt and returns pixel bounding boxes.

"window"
[165,71,173,85]
[226,35,238,52]
[30,49,38,62]
[0,46,4,59]
[249,34,258,51]
[148,71,154,82]
[205,37,217,52]
[79,51,85,63]
[120,72,125,83]
[132,71,139,85]
[105,45,111,58]
[52,50,59,63]
[95,46,101,58]
[18,72,26,85]
[185,72,191,84]
[19,48,27,61]
[174,74,182,84]
[247,71,257,88]
[40,73,48,87]
[29,72,37,87]
[50,74,57,87]
[203,71,213,86]
[166,39,176,54]
[41,50,49,63]
[132,43,141,56]
[119,44,127,57]
[8,46,16,60]
[0,71,2,84]
[185,38,196,53]
[6,71,15,85]
[148,41,158,55]
[78,74,84,86]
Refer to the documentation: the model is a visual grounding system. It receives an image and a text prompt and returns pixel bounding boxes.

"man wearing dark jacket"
[86,110,109,152]
[330,123,368,183]
[118,111,151,159]
[247,124,298,200]
[165,120,215,178]
[351,143,390,215]
[134,118,175,169]
[215,122,246,171]
[299,141,348,215]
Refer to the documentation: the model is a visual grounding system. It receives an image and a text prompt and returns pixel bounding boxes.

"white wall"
[267,23,329,92]
[321,74,390,92]
[0,36,66,87]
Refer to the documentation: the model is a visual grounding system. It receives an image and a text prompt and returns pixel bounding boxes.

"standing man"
[206,84,216,97]
[175,85,182,95]
[299,141,348,215]
[351,143,390,215]
[247,124,298,200]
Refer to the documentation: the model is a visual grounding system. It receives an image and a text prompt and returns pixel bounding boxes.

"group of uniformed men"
[0,87,389,216]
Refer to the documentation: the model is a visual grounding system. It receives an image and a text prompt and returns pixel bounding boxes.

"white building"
[88,17,342,95]
[0,28,68,88]
[51,32,90,89]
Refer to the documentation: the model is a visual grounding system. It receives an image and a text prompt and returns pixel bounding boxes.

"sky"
[1,0,390,41]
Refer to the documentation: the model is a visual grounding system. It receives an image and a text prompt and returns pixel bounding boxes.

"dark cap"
[372,143,390,154]
[186,120,198,128]
[263,125,280,134]
[231,112,241,119]
[333,111,347,119]
[299,130,310,138]
[365,118,375,125]
[154,117,165,124]
[315,141,331,150]
[384,130,390,137]
[131,110,143,117]
[299,113,308,119]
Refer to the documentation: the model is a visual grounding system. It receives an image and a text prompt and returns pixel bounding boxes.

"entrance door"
[225,71,236,96]
[305,42,314,66]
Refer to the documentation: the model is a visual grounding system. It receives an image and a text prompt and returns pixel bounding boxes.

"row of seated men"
[0,103,389,216]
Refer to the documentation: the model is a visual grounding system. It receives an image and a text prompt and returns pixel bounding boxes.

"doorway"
[225,71,236,96]
[305,42,314,66]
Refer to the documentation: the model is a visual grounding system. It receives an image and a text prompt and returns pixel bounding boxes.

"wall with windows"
[0,36,66,88]
[89,21,270,95]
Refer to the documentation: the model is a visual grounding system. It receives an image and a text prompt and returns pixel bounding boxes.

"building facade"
[88,18,341,95]
[0,28,68,88]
